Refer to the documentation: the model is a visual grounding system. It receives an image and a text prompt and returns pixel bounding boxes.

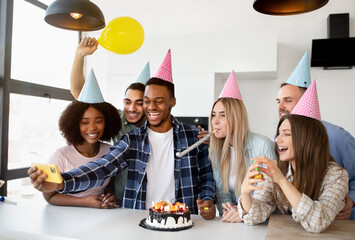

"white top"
[146,127,175,209]
[228,145,236,192]
[48,143,111,198]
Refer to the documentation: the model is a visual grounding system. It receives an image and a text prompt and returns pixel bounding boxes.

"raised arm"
[70,37,98,99]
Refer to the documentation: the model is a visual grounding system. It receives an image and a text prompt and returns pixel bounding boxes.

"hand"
[196,198,216,220]
[84,193,118,209]
[240,161,264,195]
[76,37,98,58]
[335,195,353,220]
[253,156,285,185]
[101,193,119,209]
[28,166,63,192]
[197,125,210,146]
[221,202,243,223]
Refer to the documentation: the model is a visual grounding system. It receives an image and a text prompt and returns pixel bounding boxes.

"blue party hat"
[134,61,150,84]
[286,52,311,88]
[78,68,104,103]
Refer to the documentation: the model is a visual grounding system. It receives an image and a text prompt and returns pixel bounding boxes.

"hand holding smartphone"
[31,163,63,184]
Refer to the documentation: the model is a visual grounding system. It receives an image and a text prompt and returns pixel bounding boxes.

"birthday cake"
[143,201,193,230]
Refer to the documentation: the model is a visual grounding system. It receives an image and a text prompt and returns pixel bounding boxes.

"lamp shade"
[45,0,105,31]
[253,0,329,15]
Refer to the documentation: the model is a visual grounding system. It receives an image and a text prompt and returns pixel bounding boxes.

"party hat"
[78,68,104,103]
[219,70,242,100]
[291,79,321,121]
[155,50,173,83]
[134,61,150,84]
[286,52,311,88]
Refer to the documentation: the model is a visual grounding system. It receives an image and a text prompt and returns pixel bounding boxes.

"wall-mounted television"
[311,37,355,69]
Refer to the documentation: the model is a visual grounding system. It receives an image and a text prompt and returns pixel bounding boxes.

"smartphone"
[31,163,63,184]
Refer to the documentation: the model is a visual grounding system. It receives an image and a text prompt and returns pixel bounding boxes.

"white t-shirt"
[145,127,175,209]
[48,143,111,198]
[228,146,236,192]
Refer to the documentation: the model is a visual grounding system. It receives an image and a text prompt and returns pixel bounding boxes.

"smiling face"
[123,89,145,126]
[276,84,304,119]
[211,101,227,139]
[80,106,105,144]
[143,84,176,133]
[275,119,295,163]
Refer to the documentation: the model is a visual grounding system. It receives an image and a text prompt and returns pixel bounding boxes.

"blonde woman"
[209,71,275,222]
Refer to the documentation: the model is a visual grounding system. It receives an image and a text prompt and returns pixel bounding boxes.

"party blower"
[176,130,217,158]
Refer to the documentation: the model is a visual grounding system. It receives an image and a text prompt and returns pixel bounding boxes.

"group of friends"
[28,37,355,233]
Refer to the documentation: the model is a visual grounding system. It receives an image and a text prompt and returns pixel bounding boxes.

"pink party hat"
[219,70,242,100]
[155,50,173,83]
[291,79,321,121]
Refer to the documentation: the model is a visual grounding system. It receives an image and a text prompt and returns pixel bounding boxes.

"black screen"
[311,37,355,67]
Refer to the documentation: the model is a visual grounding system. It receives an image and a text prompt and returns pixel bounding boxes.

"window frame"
[0,0,77,196]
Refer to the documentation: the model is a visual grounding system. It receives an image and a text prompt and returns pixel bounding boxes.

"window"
[11,0,78,89]
[0,0,76,198]
[8,94,69,170]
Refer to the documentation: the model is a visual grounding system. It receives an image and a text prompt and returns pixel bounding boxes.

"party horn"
[176,130,216,157]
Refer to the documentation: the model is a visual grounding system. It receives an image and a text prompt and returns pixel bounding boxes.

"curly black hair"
[59,100,122,145]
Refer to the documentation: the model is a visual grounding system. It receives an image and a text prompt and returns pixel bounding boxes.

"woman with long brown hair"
[238,81,348,233]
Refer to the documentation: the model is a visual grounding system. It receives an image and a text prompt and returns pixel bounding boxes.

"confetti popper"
[176,130,217,158]
[253,160,264,179]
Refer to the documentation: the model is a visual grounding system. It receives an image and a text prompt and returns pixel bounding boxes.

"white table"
[0,199,267,240]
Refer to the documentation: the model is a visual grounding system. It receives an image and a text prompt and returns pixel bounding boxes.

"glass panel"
[11,0,78,89]
[8,94,69,170]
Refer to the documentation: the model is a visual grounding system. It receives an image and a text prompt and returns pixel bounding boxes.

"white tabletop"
[0,199,267,240]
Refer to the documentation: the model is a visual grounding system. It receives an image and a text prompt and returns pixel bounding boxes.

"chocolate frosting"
[147,208,191,225]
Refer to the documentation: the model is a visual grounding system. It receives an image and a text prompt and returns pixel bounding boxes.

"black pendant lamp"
[45,0,105,31]
[253,0,329,15]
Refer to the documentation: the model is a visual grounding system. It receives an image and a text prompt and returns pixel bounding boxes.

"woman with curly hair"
[42,70,122,208]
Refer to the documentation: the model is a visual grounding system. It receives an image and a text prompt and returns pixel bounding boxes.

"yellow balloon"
[98,17,144,55]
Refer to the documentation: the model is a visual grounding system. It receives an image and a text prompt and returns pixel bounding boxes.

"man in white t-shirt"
[29,50,216,220]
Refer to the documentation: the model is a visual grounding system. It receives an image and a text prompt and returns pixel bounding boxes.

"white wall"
[85,0,355,140]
